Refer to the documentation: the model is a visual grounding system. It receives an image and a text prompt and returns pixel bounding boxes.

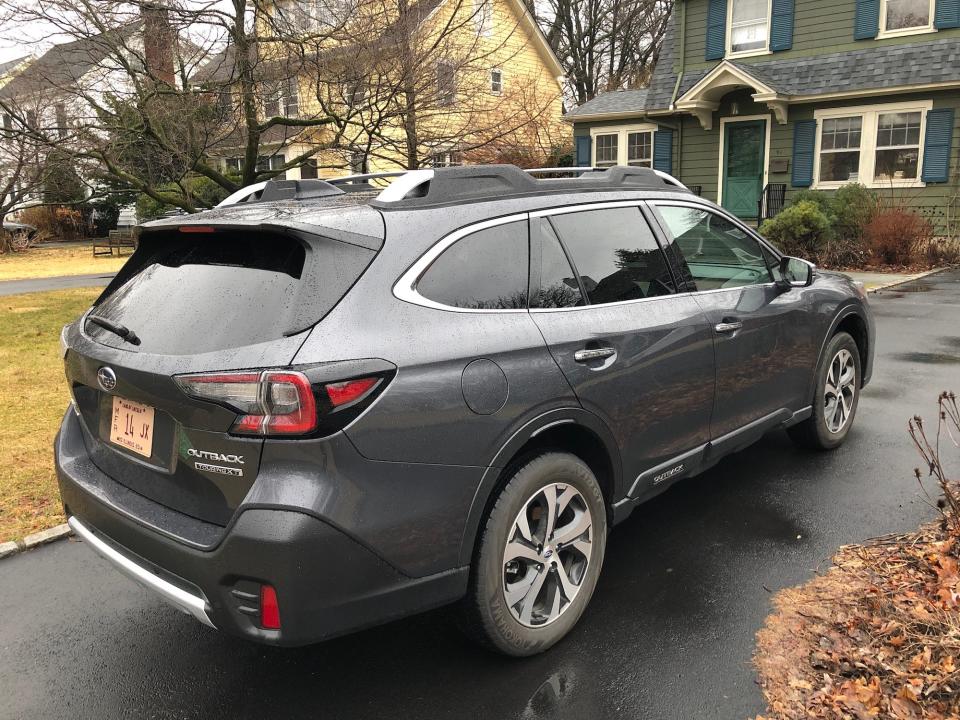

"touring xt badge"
[187,448,244,477]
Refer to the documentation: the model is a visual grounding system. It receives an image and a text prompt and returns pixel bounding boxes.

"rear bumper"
[55,409,469,646]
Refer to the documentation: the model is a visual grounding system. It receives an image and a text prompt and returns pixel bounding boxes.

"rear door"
[649,202,819,444]
[63,226,378,526]
[528,203,716,499]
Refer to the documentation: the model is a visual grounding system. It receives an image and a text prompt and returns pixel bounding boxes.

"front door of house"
[722,120,766,219]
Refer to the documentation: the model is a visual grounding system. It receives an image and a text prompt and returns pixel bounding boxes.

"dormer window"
[728,0,769,55]
[880,0,934,35]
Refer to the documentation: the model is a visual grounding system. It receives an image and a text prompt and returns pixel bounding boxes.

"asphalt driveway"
[0,272,115,296]
[1,269,958,720]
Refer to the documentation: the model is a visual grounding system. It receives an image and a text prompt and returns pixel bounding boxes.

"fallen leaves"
[753,520,960,720]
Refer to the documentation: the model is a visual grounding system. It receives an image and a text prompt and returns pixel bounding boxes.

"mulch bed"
[754,519,960,719]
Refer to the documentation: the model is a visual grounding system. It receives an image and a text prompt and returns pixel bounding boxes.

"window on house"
[883,0,933,32]
[300,158,318,179]
[217,90,233,116]
[815,102,932,188]
[594,134,618,168]
[874,112,922,182]
[819,117,862,183]
[437,61,457,106]
[264,79,298,117]
[256,154,287,179]
[473,0,493,36]
[284,78,299,116]
[729,0,769,53]
[431,148,462,167]
[55,103,68,137]
[627,132,652,167]
[349,151,368,174]
[2,113,12,130]
[490,68,503,95]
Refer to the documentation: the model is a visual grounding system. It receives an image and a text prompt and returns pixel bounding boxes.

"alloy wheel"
[501,483,593,628]
[824,348,856,434]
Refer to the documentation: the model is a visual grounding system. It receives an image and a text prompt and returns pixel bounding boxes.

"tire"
[788,331,861,450]
[459,452,607,656]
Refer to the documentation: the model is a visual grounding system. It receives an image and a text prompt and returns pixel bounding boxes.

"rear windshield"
[86,231,375,355]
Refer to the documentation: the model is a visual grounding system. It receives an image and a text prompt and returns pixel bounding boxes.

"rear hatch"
[63,213,382,526]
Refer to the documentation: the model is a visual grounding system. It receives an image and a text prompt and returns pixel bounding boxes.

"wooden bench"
[93,229,137,256]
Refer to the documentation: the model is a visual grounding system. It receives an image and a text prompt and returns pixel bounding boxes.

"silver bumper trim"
[67,516,216,628]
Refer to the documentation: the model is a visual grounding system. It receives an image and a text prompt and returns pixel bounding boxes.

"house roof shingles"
[594,27,960,118]
[564,88,649,119]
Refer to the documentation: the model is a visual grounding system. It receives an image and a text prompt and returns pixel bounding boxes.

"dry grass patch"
[0,288,99,541]
[0,245,126,281]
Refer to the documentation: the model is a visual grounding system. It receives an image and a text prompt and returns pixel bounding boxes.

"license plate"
[109,396,155,458]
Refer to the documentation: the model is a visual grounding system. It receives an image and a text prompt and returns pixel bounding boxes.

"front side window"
[874,111,922,182]
[819,116,862,183]
[883,0,932,31]
[627,132,652,167]
[594,134,618,168]
[729,0,768,53]
[656,205,771,290]
[549,208,676,305]
[416,222,528,309]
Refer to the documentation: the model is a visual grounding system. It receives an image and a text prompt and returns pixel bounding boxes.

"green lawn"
[0,288,99,541]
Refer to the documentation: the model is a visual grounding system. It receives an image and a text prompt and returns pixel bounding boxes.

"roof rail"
[216,165,690,210]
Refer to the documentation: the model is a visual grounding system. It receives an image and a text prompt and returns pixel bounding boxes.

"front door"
[528,206,716,500]
[650,202,820,443]
[722,119,766,219]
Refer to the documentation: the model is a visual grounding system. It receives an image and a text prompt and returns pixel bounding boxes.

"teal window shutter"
[854,0,880,39]
[575,136,592,166]
[935,0,960,28]
[705,0,727,60]
[653,130,674,174]
[791,120,817,187]
[770,0,795,51]
[921,108,954,183]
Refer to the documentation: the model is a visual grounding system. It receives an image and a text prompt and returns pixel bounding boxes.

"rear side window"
[88,232,374,354]
[416,221,528,309]
[548,207,676,305]
[654,205,772,291]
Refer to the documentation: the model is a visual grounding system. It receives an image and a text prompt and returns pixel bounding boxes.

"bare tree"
[534,0,673,104]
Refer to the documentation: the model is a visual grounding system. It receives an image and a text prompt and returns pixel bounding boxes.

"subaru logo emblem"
[97,367,117,392]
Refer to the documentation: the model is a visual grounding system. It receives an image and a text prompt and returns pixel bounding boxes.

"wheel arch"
[456,409,623,567]
[809,305,871,401]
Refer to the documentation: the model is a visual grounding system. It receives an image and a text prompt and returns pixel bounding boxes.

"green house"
[566,0,960,226]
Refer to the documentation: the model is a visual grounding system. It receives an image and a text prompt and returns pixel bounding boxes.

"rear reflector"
[260,585,281,630]
[326,377,380,407]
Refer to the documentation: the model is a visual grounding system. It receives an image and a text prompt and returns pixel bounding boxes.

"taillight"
[175,369,387,437]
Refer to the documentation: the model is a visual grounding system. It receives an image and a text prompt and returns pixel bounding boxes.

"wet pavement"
[2,270,959,720]
[0,272,115,296]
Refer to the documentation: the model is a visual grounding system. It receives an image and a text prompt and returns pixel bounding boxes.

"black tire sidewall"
[470,452,607,656]
[810,332,861,449]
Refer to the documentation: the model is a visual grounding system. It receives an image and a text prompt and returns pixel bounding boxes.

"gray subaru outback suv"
[55,165,874,656]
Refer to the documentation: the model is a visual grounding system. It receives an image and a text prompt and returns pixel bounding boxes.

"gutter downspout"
[669,0,687,181]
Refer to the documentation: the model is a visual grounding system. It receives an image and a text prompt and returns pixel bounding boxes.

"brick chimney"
[142,2,175,85]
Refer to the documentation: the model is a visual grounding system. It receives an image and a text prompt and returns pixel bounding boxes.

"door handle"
[714,321,743,334]
[574,347,616,363]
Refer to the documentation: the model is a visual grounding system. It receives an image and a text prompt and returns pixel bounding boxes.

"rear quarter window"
[415,221,528,309]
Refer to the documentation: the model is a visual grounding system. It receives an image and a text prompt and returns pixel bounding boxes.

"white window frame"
[726,0,773,59]
[490,68,503,95]
[812,100,933,190]
[590,124,658,168]
[878,0,936,38]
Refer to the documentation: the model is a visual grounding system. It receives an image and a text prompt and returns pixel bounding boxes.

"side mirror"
[776,256,815,290]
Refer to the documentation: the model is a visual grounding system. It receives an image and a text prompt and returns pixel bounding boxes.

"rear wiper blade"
[87,314,141,346]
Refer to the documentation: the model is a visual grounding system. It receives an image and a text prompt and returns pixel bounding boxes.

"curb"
[866,266,950,293]
[0,523,74,561]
